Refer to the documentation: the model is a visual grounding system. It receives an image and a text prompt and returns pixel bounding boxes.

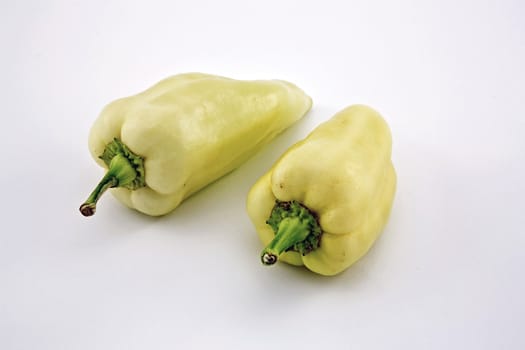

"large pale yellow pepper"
[80,73,312,216]
[246,105,396,276]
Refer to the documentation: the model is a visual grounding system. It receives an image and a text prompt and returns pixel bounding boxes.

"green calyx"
[261,200,322,266]
[79,138,146,217]
[99,138,145,189]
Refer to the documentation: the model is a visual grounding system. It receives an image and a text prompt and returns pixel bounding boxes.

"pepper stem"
[261,200,322,266]
[80,139,145,217]
[261,217,312,265]
[80,154,137,216]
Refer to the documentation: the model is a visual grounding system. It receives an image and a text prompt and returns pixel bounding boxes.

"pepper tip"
[79,203,96,217]
[261,252,278,265]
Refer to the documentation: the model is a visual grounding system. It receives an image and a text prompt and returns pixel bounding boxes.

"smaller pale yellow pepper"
[246,105,396,276]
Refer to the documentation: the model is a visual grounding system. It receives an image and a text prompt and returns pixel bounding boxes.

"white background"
[1,0,524,349]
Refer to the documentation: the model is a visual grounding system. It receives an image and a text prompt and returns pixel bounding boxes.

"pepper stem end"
[79,203,97,217]
[261,252,278,265]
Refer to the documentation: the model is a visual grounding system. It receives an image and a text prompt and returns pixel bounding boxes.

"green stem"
[261,217,312,265]
[261,200,322,266]
[80,139,145,217]
[79,154,137,216]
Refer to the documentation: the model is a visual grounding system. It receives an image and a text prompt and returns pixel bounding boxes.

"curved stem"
[261,217,311,265]
[79,154,137,217]
[79,174,118,216]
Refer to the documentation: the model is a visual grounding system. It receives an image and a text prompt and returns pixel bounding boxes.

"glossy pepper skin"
[246,105,396,276]
[80,73,312,216]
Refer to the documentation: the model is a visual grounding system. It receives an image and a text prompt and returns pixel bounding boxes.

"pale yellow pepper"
[80,73,312,216]
[246,105,396,276]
